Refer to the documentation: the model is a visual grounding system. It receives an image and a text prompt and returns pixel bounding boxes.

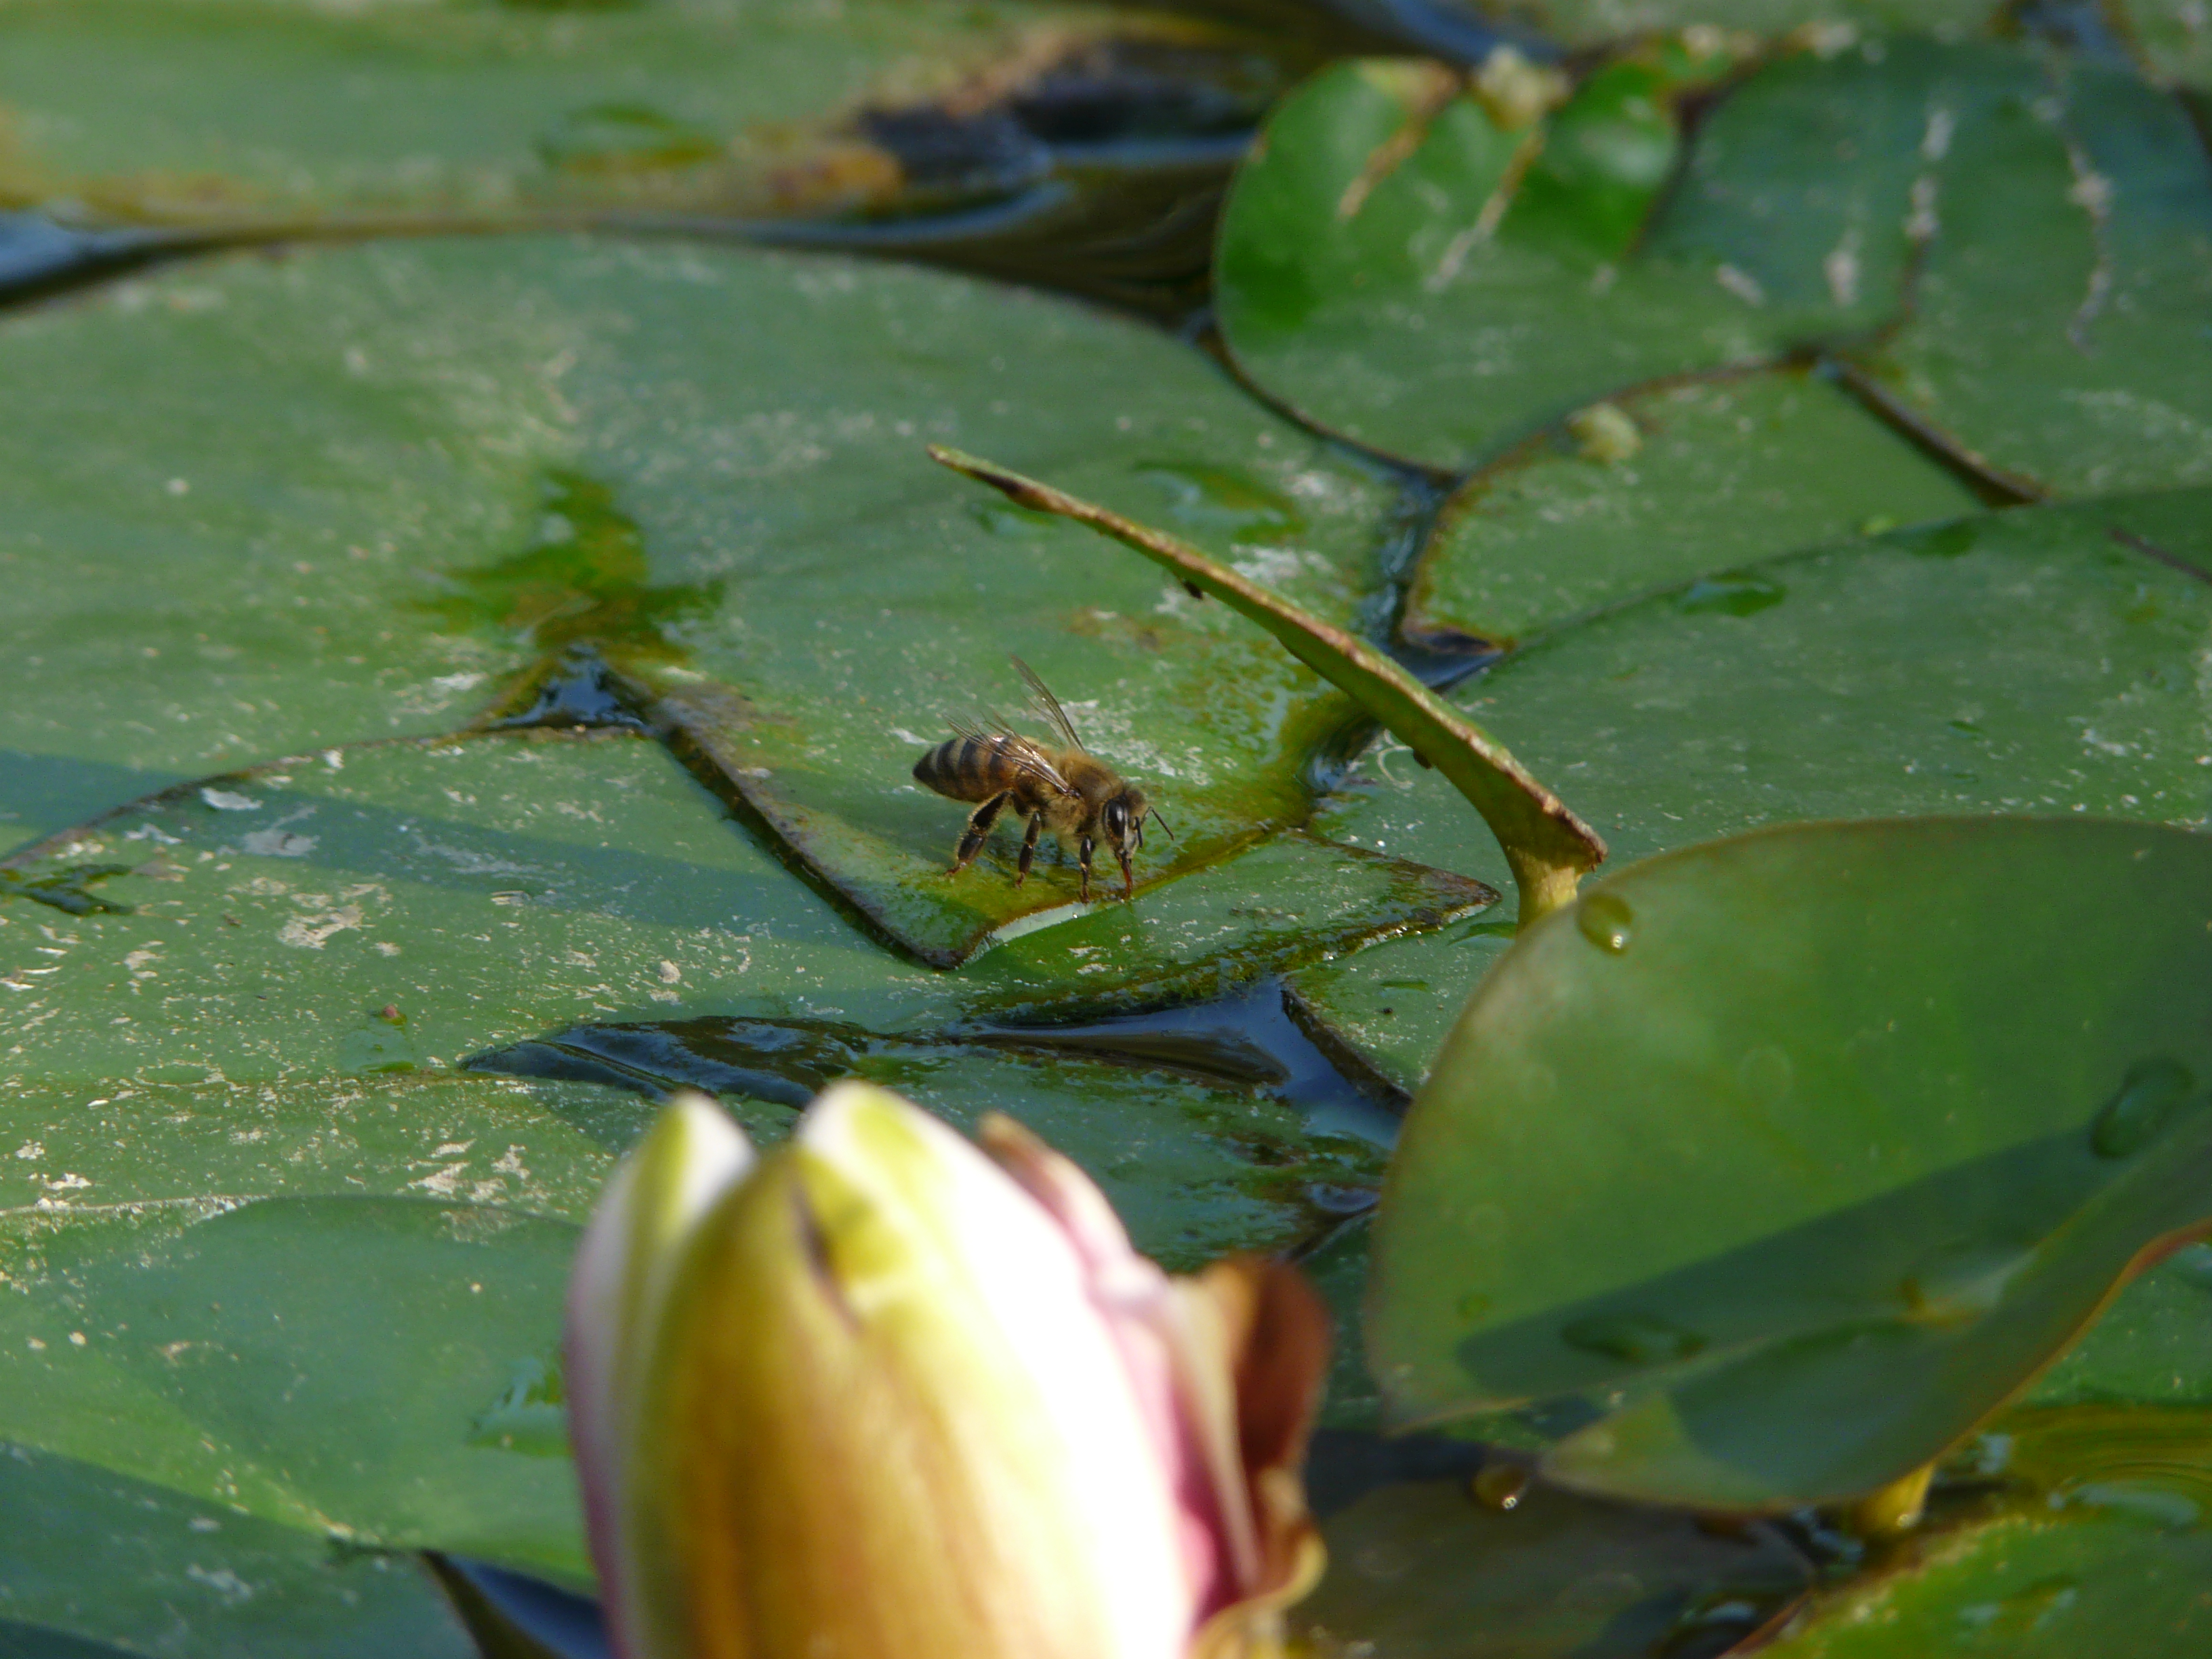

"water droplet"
[1576,892,1635,954]
[2091,1057,2195,1158]
[1675,570,1786,617]
[1561,1311,1704,1365]
[1471,1462,1529,1511]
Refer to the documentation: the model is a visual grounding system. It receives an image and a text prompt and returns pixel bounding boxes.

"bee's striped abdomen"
[914,734,1009,803]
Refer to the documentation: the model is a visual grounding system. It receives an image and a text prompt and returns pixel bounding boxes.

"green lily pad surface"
[1847,54,2212,497]
[1292,492,2212,1092]
[0,1441,476,1658]
[1404,369,1983,647]
[0,0,1172,224]
[1216,38,2212,489]
[0,1195,588,1577]
[1290,1457,1812,1658]
[2027,1244,2212,1410]
[1,234,1404,963]
[1371,817,2212,1510]
[1763,1408,2212,1656]
[0,717,1463,1565]
[1,729,1492,1064]
[1472,1,1998,47]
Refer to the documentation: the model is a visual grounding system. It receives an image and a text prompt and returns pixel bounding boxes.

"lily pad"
[1214,39,1932,468]
[0,0,1212,224]
[1289,1457,1811,1658]
[1842,53,2212,497]
[0,729,956,1079]
[0,234,1403,964]
[1292,493,2212,1093]
[0,1195,587,1577]
[0,1441,476,1658]
[1761,1407,2212,1656]
[2026,1245,2212,1410]
[1216,37,2212,493]
[1404,369,1984,648]
[1371,817,2212,1511]
[1471,2,1999,48]
[3,729,1494,1087]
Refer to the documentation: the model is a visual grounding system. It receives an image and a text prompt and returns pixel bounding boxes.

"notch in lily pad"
[926,445,1603,926]
[0,863,134,917]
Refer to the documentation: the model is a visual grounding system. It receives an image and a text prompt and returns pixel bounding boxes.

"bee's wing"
[1010,655,1089,755]
[946,714,1077,797]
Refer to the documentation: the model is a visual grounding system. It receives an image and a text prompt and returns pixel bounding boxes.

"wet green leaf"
[0,722,1467,1564]
[0,0,1139,224]
[1405,370,1984,647]
[1215,41,1917,468]
[1372,817,2212,1510]
[1217,39,2212,494]
[0,1196,589,1578]
[0,729,949,1078]
[1843,53,2212,497]
[1291,1462,1811,1658]
[0,1441,476,1658]
[2,728,1493,1073]
[1473,1,1998,48]
[1292,493,2212,1093]
[2028,1246,2212,1410]
[0,234,1421,964]
[1763,1407,2212,1656]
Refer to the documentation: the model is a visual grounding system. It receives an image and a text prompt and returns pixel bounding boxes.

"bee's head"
[1101,789,1146,853]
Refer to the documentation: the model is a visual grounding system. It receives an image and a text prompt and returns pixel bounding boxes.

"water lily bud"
[565,1080,1330,1659]
[565,1090,755,1659]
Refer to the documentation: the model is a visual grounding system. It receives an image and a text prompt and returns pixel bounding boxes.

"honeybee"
[913,656,1173,903]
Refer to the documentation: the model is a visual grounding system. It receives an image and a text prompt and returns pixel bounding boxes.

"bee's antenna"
[1147,807,1178,842]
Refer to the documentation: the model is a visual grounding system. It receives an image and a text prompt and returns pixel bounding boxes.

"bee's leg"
[949,791,1012,876]
[1014,811,1043,887]
[1117,846,1136,902]
[1077,834,1094,904]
